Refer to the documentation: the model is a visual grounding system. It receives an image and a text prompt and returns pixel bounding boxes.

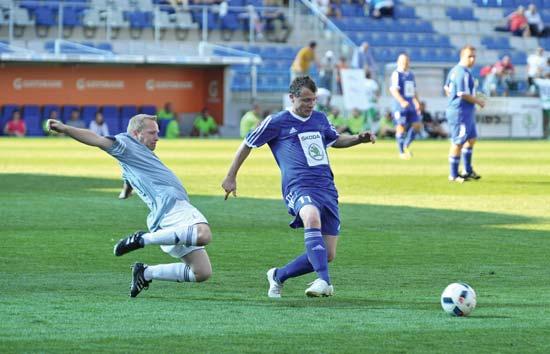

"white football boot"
[305,278,334,297]
[266,268,283,298]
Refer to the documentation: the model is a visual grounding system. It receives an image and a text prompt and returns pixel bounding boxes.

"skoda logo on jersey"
[308,143,324,161]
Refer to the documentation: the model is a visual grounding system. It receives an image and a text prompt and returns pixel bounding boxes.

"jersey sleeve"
[323,115,340,147]
[455,69,471,96]
[390,71,400,89]
[104,135,127,157]
[245,115,278,148]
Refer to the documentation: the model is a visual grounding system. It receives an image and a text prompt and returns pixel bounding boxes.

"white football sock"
[144,263,196,282]
[142,225,198,246]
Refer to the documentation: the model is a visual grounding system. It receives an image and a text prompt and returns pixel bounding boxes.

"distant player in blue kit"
[48,114,213,297]
[444,45,485,183]
[222,76,376,298]
[389,53,422,160]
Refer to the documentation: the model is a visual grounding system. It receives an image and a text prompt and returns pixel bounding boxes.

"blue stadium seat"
[158,119,170,137]
[140,105,157,115]
[35,6,57,27]
[22,105,43,136]
[102,105,121,134]
[62,7,83,28]
[394,6,416,19]
[81,105,98,126]
[126,11,153,29]
[220,12,240,31]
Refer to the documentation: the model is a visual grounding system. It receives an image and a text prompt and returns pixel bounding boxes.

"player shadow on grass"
[2,173,548,307]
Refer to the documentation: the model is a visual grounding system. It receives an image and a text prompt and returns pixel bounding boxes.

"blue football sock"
[404,127,417,148]
[275,253,313,283]
[449,156,460,178]
[396,133,405,153]
[461,147,473,174]
[304,228,330,284]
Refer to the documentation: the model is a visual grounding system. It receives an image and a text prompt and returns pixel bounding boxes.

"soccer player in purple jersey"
[389,53,422,160]
[222,76,376,298]
[444,45,485,183]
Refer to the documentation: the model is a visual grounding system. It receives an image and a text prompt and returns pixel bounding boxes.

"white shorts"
[158,200,207,259]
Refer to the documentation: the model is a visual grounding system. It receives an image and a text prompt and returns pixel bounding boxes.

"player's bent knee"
[194,265,212,282]
[195,223,212,246]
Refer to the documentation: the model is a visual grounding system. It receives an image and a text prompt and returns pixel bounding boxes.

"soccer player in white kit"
[48,114,213,297]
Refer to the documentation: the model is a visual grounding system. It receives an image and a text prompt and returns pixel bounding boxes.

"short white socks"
[144,263,196,282]
[142,225,198,246]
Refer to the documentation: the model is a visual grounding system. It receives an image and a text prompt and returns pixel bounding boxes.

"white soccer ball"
[440,282,477,316]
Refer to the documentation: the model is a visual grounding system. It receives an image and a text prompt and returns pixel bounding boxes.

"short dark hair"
[289,76,317,97]
[309,41,317,48]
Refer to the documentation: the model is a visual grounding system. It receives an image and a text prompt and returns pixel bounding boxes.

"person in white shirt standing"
[527,47,547,95]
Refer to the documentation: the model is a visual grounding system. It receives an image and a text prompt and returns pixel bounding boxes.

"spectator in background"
[525,4,547,38]
[3,110,26,137]
[314,0,341,19]
[364,71,380,124]
[66,108,86,129]
[483,55,515,96]
[89,112,110,137]
[377,110,396,138]
[157,102,176,120]
[369,0,394,19]
[534,69,550,138]
[419,101,447,139]
[240,104,262,138]
[527,47,547,95]
[327,106,349,133]
[165,117,181,139]
[316,87,332,113]
[508,6,530,37]
[347,108,366,134]
[351,42,377,78]
[319,50,335,91]
[290,41,318,81]
[263,0,292,43]
[335,55,348,95]
[192,108,219,137]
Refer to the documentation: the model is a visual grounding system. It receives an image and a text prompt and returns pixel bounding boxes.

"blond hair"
[127,114,157,134]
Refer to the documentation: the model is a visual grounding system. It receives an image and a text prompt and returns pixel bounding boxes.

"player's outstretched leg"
[114,231,145,256]
[266,268,283,298]
[130,262,151,298]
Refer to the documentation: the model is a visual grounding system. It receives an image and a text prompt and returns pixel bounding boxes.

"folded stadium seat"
[62,105,80,123]
[232,74,251,92]
[34,6,57,37]
[62,6,83,29]
[120,105,138,132]
[279,46,296,60]
[19,1,39,16]
[1,104,20,135]
[192,9,218,31]
[140,105,157,115]
[508,51,527,65]
[247,0,263,7]
[22,105,43,136]
[228,0,246,5]
[409,48,423,62]
[126,11,153,39]
[81,105,98,126]
[220,11,240,33]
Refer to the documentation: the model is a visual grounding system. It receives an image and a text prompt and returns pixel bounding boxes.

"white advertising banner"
[377,96,543,138]
[340,69,370,110]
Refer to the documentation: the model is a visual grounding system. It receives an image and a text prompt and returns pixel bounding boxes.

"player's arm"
[332,131,376,148]
[222,141,252,200]
[48,119,114,150]
[459,93,485,108]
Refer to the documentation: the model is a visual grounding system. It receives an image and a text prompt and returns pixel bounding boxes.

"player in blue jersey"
[48,115,213,297]
[389,53,422,160]
[221,76,376,298]
[443,45,485,183]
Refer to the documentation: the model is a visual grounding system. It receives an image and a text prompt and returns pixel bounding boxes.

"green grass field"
[1,137,549,353]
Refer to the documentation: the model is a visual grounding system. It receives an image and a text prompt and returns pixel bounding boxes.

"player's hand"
[400,101,409,109]
[222,177,237,200]
[47,119,65,134]
[477,99,485,108]
[358,131,376,144]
